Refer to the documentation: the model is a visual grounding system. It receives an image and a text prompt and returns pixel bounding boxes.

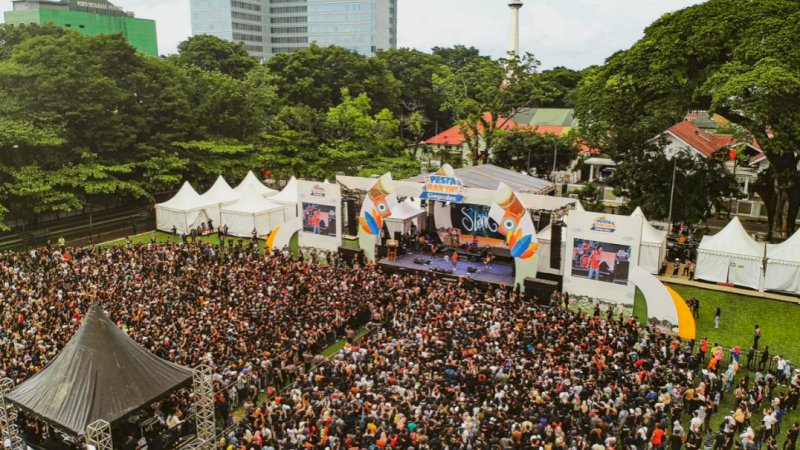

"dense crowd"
[0,240,798,450]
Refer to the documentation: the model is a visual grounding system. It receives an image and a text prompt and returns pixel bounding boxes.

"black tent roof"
[6,305,193,436]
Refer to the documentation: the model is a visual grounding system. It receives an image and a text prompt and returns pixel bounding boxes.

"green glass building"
[4,0,158,56]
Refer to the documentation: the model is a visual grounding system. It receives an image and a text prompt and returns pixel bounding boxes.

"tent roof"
[699,216,764,257]
[200,176,240,205]
[271,176,298,204]
[156,181,203,211]
[388,198,425,221]
[222,186,282,214]
[767,228,800,263]
[6,305,192,436]
[405,164,554,195]
[631,207,667,245]
[235,171,278,197]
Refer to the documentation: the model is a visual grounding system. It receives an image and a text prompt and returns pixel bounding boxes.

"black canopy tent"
[5,304,193,437]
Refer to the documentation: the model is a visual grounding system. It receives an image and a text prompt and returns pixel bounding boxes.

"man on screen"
[588,246,602,280]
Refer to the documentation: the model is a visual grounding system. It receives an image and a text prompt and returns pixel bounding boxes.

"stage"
[378,251,515,286]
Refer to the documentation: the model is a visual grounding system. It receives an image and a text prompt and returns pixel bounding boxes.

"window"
[272,46,301,53]
[271,16,306,23]
[271,26,307,34]
[233,22,262,32]
[231,1,261,11]
[270,6,307,14]
[234,33,264,42]
[245,44,264,52]
[231,11,261,21]
[270,0,306,3]
[271,36,308,43]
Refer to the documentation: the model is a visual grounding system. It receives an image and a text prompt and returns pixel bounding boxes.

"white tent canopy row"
[765,228,800,295]
[695,217,766,291]
[156,172,290,234]
[221,186,285,237]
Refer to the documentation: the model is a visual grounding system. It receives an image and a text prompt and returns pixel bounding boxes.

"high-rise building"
[3,0,158,56]
[190,0,397,60]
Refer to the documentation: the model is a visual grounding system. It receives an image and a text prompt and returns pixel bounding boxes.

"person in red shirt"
[588,246,602,280]
[652,424,666,450]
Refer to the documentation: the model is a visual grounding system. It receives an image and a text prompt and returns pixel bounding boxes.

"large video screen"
[450,204,505,240]
[570,238,632,285]
[302,203,337,237]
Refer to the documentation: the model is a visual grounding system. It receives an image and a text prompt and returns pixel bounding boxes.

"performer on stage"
[483,253,494,272]
[452,250,459,269]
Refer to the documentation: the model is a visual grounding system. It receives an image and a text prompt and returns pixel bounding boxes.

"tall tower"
[507,1,523,60]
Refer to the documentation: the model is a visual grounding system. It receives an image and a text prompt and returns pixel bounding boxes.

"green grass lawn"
[635,285,800,363]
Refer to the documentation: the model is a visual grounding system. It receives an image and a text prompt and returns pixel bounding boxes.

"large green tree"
[266,44,401,113]
[174,35,257,80]
[491,129,579,177]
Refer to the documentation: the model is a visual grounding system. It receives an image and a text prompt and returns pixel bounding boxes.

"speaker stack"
[550,221,563,270]
[338,246,364,266]
[523,277,560,303]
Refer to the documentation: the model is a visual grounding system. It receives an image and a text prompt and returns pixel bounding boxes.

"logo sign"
[420,174,465,203]
[311,185,326,197]
[590,216,616,233]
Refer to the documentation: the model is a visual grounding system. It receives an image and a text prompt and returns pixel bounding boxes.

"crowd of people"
[0,239,798,450]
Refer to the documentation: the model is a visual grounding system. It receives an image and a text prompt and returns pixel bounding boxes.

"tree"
[575,0,800,238]
[576,183,606,213]
[376,48,449,134]
[174,35,257,80]
[491,129,579,177]
[610,147,741,225]
[433,53,549,165]
[534,66,585,108]
[266,44,401,113]
[431,45,488,69]
[0,23,66,60]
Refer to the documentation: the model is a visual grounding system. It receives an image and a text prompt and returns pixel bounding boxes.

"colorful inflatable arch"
[266,218,302,252]
[629,265,696,340]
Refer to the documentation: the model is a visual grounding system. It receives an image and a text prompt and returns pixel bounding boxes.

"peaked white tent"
[631,207,668,274]
[155,182,209,234]
[200,176,241,224]
[696,216,765,290]
[235,171,278,198]
[270,176,299,220]
[385,197,426,238]
[220,186,285,237]
[764,229,800,295]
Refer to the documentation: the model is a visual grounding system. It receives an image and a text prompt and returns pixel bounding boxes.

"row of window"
[309,24,374,33]
[272,46,303,53]
[231,1,261,12]
[233,22,262,32]
[245,44,264,52]
[231,11,261,21]
[233,32,263,42]
[270,16,306,23]
[269,0,306,3]
[271,36,308,43]
[271,26,307,33]
[308,12,375,23]
[308,2,375,13]
[270,6,307,13]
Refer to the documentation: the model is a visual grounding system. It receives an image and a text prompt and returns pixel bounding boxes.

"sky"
[1,0,705,69]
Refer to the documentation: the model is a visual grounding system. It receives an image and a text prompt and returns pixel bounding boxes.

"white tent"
[631,207,668,275]
[270,176,299,220]
[536,215,568,275]
[764,229,800,295]
[155,182,209,234]
[199,176,241,224]
[235,171,278,198]
[385,197,426,238]
[696,216,765,290]
[220,186,285,237]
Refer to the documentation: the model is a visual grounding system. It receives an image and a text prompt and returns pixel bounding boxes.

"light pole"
[526,146,531,175]
[552,138,558,178]
[667,158,677,236]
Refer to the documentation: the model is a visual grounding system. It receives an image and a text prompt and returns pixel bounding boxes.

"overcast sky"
[1,0,705,69]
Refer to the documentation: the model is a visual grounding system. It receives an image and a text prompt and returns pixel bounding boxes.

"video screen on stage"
[450,204,505,241]
[302,202,337,237]
[570,238,632,285]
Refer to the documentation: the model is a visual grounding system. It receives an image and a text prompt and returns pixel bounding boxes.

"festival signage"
[590,216,616,233]
[419,164,465,203]
[297,180,342,251]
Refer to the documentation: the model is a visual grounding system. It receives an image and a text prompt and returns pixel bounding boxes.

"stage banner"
[488,183,540,290]
[563,211,643,305]
[358,173,398,262]
[419,164,465,203]
[298,180,342,251]
[266,218,301,252]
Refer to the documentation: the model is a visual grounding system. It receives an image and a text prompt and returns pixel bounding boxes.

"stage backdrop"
[488,183,540,290]
[298,180,342,251]
[563,211,643,305]
[358,173,398,262]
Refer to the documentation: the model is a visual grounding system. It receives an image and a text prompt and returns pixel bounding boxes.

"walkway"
[658,263,800,305]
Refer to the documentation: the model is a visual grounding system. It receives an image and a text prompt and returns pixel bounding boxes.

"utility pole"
[667,158,677,236]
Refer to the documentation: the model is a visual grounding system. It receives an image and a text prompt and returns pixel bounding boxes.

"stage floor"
[378,251,515,286]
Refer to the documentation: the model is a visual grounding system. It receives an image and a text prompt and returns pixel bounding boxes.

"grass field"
[635,285,800,364]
